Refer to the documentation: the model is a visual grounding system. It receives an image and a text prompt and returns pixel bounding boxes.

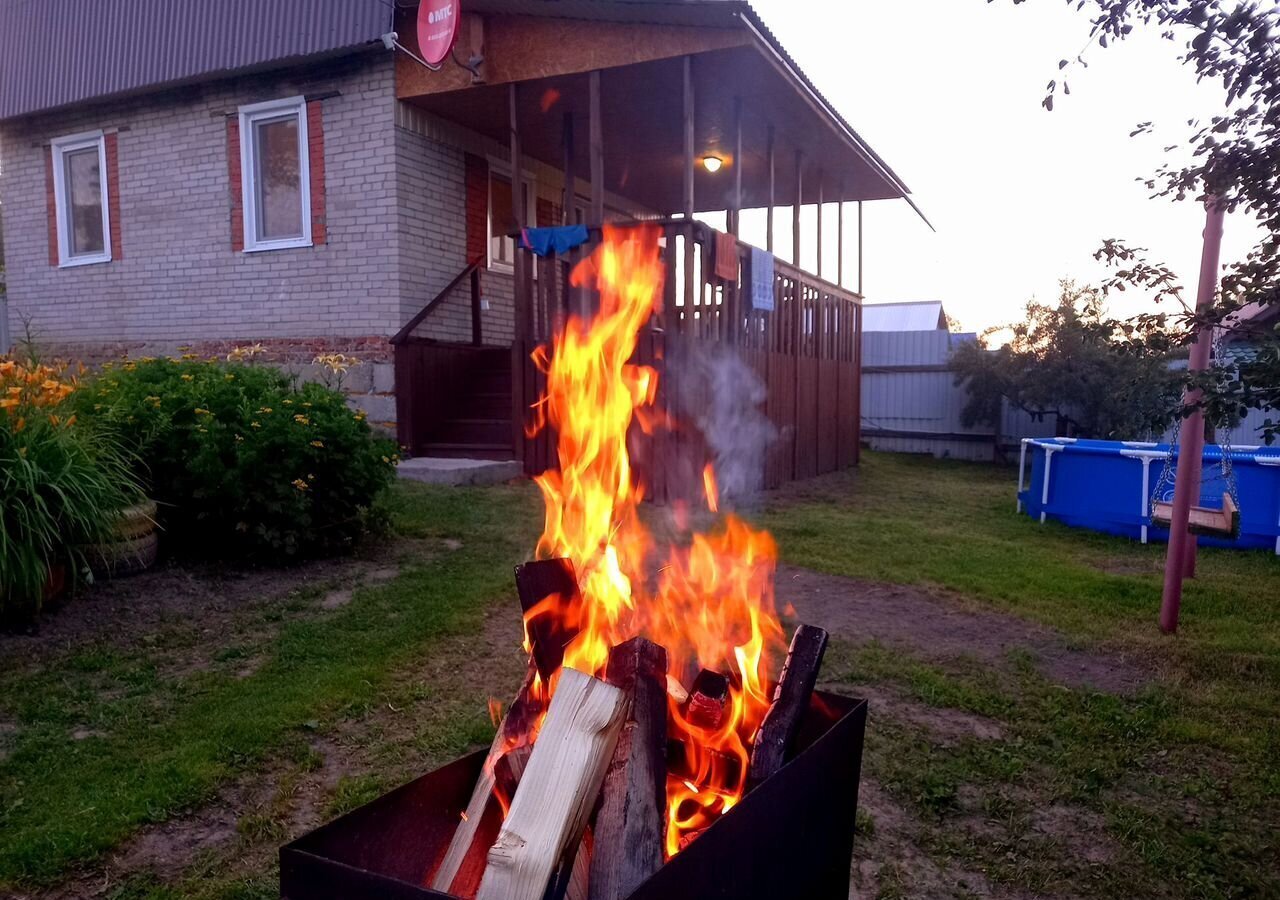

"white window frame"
[50,130,112,268]
[238,96,312,253]
[487,161,536,273]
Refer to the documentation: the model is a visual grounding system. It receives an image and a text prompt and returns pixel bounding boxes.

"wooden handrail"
[390,257,484,346]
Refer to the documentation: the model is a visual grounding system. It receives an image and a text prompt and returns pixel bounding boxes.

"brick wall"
[0,53,399,349]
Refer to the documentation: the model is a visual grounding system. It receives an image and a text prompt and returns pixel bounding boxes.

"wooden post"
[509,81,527,467]
[589,71,604,227]
[471,266,483,346]
[837,192,844,289]
[856,200,864,296]
[792,150,802,267]
[562,112,575,227]
[589,638,668,900]
[730,97,743,237]
[682,56,695,325]
[476,668,627,900]
[816,176,824,281]
[1160,199,1225,634]
[766,126,775,254]
[747,624,829,791]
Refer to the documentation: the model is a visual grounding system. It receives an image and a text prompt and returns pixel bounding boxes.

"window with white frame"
[488,165,535,271]
[51,131,111,267]
[239,96,311,251]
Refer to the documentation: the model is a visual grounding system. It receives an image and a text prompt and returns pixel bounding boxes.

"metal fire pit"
[280,691,867,900]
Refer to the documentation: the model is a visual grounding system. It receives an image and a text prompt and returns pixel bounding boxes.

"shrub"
[1,356,140,625]
[74,356,398,559]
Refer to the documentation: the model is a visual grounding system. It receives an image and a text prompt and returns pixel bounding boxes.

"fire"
[526,225,785,856]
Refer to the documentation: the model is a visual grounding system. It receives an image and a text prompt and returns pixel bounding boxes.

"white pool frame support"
[1120,448,1166,544]
[1255,454,1280,555]
[1025,439,1070,524]
[1017,439,1029,513]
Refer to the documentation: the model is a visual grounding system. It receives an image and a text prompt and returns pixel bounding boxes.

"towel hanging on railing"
[713,230,739,282]
[750,247,775,312]
[518,224,591,257]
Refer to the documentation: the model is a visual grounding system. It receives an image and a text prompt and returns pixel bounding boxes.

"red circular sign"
[417,0,460,67]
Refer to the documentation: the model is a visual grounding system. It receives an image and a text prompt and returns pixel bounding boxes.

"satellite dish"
[416,0,460,68]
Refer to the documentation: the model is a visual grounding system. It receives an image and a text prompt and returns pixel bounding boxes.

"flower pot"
[85,499,160,577]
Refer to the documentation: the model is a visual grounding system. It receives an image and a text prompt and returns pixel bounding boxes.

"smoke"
[666,339,778,508]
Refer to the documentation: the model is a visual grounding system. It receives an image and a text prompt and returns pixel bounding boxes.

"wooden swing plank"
[1151,493,1238,538]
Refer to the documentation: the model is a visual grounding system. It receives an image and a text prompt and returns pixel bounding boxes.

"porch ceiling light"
[702,155,723,173]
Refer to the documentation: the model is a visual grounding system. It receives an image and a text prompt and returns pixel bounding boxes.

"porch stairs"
[419,347,515,461]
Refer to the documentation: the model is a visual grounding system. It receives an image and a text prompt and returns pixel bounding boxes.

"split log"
[746,624,829,792]
[477,668,627,900]
[431,558,583,894]
[515,558,583,680]
[685,669,730,730]
[589,638,669,900]
[429,664,540,895]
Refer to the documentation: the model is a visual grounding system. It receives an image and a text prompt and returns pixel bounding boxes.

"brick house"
[0,0,917,485]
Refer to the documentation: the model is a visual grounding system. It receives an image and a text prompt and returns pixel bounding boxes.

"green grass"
[0,482,539,888]
[764,453,1280,898]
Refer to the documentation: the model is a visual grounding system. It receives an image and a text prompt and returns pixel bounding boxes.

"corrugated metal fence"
[862,330,1279,460]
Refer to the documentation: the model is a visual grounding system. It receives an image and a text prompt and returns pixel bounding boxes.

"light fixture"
[701,155,723,174]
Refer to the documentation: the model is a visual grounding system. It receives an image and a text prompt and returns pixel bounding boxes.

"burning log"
[515,558,583,681]
[746,624,829,792]
[589,638,669,900]
[477,668,627,900]
[685,669,730,730]
[431,557,584,895]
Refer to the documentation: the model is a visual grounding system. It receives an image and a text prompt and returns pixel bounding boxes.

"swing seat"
[1152,492,1239,539]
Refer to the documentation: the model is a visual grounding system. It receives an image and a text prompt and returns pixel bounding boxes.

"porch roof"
[397,0,917,217]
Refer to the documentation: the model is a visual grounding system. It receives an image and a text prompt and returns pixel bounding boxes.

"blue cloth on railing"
[518,224,590,257]
[750,246,775,311]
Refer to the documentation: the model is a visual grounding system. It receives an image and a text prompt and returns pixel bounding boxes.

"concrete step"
[397,456,522,487]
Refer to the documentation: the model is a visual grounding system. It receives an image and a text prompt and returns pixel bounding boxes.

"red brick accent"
[227,117,244,251]
[307,100,326,245]
[465,153,488,265]
[44,147,58,266]
[104,132,123,260]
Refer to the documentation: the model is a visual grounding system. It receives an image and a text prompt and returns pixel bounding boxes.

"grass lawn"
[0,451,1276,898]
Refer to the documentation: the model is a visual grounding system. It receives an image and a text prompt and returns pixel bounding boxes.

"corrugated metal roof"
[861,301,947,333]
[0,0,389,120]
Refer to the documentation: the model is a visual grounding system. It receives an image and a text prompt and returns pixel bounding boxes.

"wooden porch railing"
[390,257,485,346]
[511,219,864,498]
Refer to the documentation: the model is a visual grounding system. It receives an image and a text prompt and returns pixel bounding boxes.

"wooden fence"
[512,219,862,501]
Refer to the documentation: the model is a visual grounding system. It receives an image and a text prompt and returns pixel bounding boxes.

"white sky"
[731,0,1263,333]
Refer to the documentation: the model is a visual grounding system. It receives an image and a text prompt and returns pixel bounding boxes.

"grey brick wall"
[0,52,400,348]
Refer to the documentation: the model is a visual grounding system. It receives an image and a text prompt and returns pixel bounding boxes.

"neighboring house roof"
[861,301,948,332]
[0,0,390,121]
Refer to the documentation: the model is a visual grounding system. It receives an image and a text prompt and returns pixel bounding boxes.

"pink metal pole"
[1159,199,1225,633]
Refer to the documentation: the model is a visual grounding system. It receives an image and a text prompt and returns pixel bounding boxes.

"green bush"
[74,357,398,559]
[1,357,140,625]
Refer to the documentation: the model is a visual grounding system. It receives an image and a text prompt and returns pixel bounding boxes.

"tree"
[951,283,1183,440]
[1014,1,1280,438]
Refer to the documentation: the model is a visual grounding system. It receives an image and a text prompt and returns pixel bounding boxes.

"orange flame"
[525,225,785,856]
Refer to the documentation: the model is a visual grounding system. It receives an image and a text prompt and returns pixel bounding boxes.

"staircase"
[419,347,516,460]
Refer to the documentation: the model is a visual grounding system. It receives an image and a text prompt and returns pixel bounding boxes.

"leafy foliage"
[0,356,139,625]
[73,358,398,560]
[950,283,1183,439]
[1012,0,1280,437]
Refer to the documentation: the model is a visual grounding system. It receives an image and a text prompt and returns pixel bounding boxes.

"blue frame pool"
[1017,438,1280,553]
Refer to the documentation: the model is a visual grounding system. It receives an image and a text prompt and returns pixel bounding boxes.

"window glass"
[64,146,104,256]
[254,115,302,241]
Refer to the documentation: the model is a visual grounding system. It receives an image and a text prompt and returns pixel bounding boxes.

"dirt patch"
[778,565,1148,694]
[852,781,1029,900]
[320,589,353,610]
[846,683,1005,746]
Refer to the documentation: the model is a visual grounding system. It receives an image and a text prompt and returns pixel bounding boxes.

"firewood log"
[746,624,829,792]
[477,668,626,900]
[685,669,730,730]
[515,558,583,680]
[589,638,668,900]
